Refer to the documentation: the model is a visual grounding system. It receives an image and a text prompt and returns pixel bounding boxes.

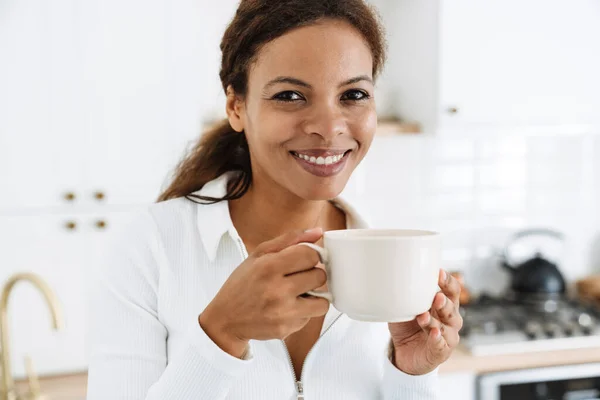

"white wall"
[342,131,600,295]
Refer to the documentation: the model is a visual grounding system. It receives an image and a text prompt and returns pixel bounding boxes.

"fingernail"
[441,269,447,282]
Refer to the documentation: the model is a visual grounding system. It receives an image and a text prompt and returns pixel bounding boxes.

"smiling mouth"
[290,150,352,166]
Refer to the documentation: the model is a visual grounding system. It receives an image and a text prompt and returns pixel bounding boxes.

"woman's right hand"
[198,228,329,358]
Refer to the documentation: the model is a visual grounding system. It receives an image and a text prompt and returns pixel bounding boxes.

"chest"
[284,316,325,379]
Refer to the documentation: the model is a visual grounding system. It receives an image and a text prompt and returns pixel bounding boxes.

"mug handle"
[297,242,333,302]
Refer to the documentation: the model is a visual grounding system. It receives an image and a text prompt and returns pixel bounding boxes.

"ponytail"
[157,119,251,203]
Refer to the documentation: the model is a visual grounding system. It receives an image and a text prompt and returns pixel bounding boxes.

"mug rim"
[324,228,440,239]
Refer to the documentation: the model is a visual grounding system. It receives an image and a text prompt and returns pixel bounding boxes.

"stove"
[460,294,600,356]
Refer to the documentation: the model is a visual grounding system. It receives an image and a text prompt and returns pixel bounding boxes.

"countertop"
[15,371,87,400]
[19,347,600,398]
[440,346,600,374]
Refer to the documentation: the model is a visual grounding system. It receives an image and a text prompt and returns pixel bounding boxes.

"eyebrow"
[263,75,373,90]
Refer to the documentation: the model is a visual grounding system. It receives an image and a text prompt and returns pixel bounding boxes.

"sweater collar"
[191,172,369,262]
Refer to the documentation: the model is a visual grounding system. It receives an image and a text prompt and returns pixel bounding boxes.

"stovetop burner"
[460,293,600,356]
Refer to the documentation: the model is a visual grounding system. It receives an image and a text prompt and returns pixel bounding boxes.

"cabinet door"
[81,0,243,207]
[0,0,85,210]
[85,207,146,266]
[81,0,182,207]
[439,0,600,128]
[0,212,87,378]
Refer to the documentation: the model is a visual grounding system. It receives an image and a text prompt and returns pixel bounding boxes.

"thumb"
[255,227,323,256]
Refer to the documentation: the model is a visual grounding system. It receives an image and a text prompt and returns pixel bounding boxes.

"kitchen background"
[1,0,600,399]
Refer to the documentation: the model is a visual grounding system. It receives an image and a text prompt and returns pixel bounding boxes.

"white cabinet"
[0,0,247,212]
[0,0,86,209]
[79,0,241,206]
[81,0,181,207]
[381,0,600,133]
[0,0,213,211]
[0,209,142,378]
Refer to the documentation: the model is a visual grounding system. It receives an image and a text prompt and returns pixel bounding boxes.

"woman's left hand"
[388,269,463,375]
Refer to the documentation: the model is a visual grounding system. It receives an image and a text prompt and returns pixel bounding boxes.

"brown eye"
[341,89,370,101]
[272,91,304,102]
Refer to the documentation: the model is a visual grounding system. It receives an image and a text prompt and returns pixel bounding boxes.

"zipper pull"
[296,380,304,399]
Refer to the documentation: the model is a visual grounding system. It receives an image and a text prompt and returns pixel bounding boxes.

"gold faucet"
[0,273,63,400]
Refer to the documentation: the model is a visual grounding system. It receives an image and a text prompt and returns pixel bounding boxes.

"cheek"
[350,108,377,151]
[245,108,294,163]
[245,106,276,145]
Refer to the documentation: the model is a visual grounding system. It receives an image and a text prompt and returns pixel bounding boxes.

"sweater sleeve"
[86,211,253,400]
[381,340,440,399]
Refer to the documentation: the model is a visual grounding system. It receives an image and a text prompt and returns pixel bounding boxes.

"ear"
[225,85,245,132]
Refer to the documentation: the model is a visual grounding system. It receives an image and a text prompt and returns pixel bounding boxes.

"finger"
[425,325,448,361]
[277,244,322,275]
[255,228,323,256]
[438,269,461,308]
[440,322,461,348]
[287,267,327,296]
[432,292,461,328]
[419,310,461,350]
[294,296,330,318]
[418,313,451,363]
[416,311,442,333]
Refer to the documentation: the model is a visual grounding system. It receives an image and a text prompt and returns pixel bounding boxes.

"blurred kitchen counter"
[15,371,87,400]
[441,346,600,374]
[16,347,600,398]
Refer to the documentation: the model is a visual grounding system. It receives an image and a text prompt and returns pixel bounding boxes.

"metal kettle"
[500,229,567,296]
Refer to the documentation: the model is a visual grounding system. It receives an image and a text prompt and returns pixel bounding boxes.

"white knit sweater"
[86,174,439,399]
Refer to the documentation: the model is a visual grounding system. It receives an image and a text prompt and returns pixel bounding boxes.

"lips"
[290,149,352,177]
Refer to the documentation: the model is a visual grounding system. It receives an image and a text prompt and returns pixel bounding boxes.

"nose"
[301,101,347,140]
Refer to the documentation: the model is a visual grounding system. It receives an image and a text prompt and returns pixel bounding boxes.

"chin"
[290,177,349,201]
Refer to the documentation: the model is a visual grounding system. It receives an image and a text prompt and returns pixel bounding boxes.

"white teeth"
[294,151,346,166]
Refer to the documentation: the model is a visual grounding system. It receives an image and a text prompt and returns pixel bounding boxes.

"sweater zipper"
[235,236,343,399]
[282,312,342,400]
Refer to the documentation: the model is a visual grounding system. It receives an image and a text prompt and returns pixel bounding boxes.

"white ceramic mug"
[299,229,441,323]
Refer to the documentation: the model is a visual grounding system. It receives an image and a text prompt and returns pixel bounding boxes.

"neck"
[229,177,340,250]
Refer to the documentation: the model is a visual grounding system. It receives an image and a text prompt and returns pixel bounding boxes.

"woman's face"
[227,19,377,200]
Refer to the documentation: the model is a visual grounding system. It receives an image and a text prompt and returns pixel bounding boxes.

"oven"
[478,363,600,400]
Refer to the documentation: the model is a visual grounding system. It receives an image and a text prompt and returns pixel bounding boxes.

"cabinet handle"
[95,220,107,230]
[65,221,77,231]
[94,191,106,201]
[447,107,459,114]
[64,192,76,202]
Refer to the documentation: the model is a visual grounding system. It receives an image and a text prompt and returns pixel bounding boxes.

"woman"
[87,0,462,399]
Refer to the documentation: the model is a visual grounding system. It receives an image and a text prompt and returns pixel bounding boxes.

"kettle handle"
[509,228,564,243]
[501,228,564,269]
